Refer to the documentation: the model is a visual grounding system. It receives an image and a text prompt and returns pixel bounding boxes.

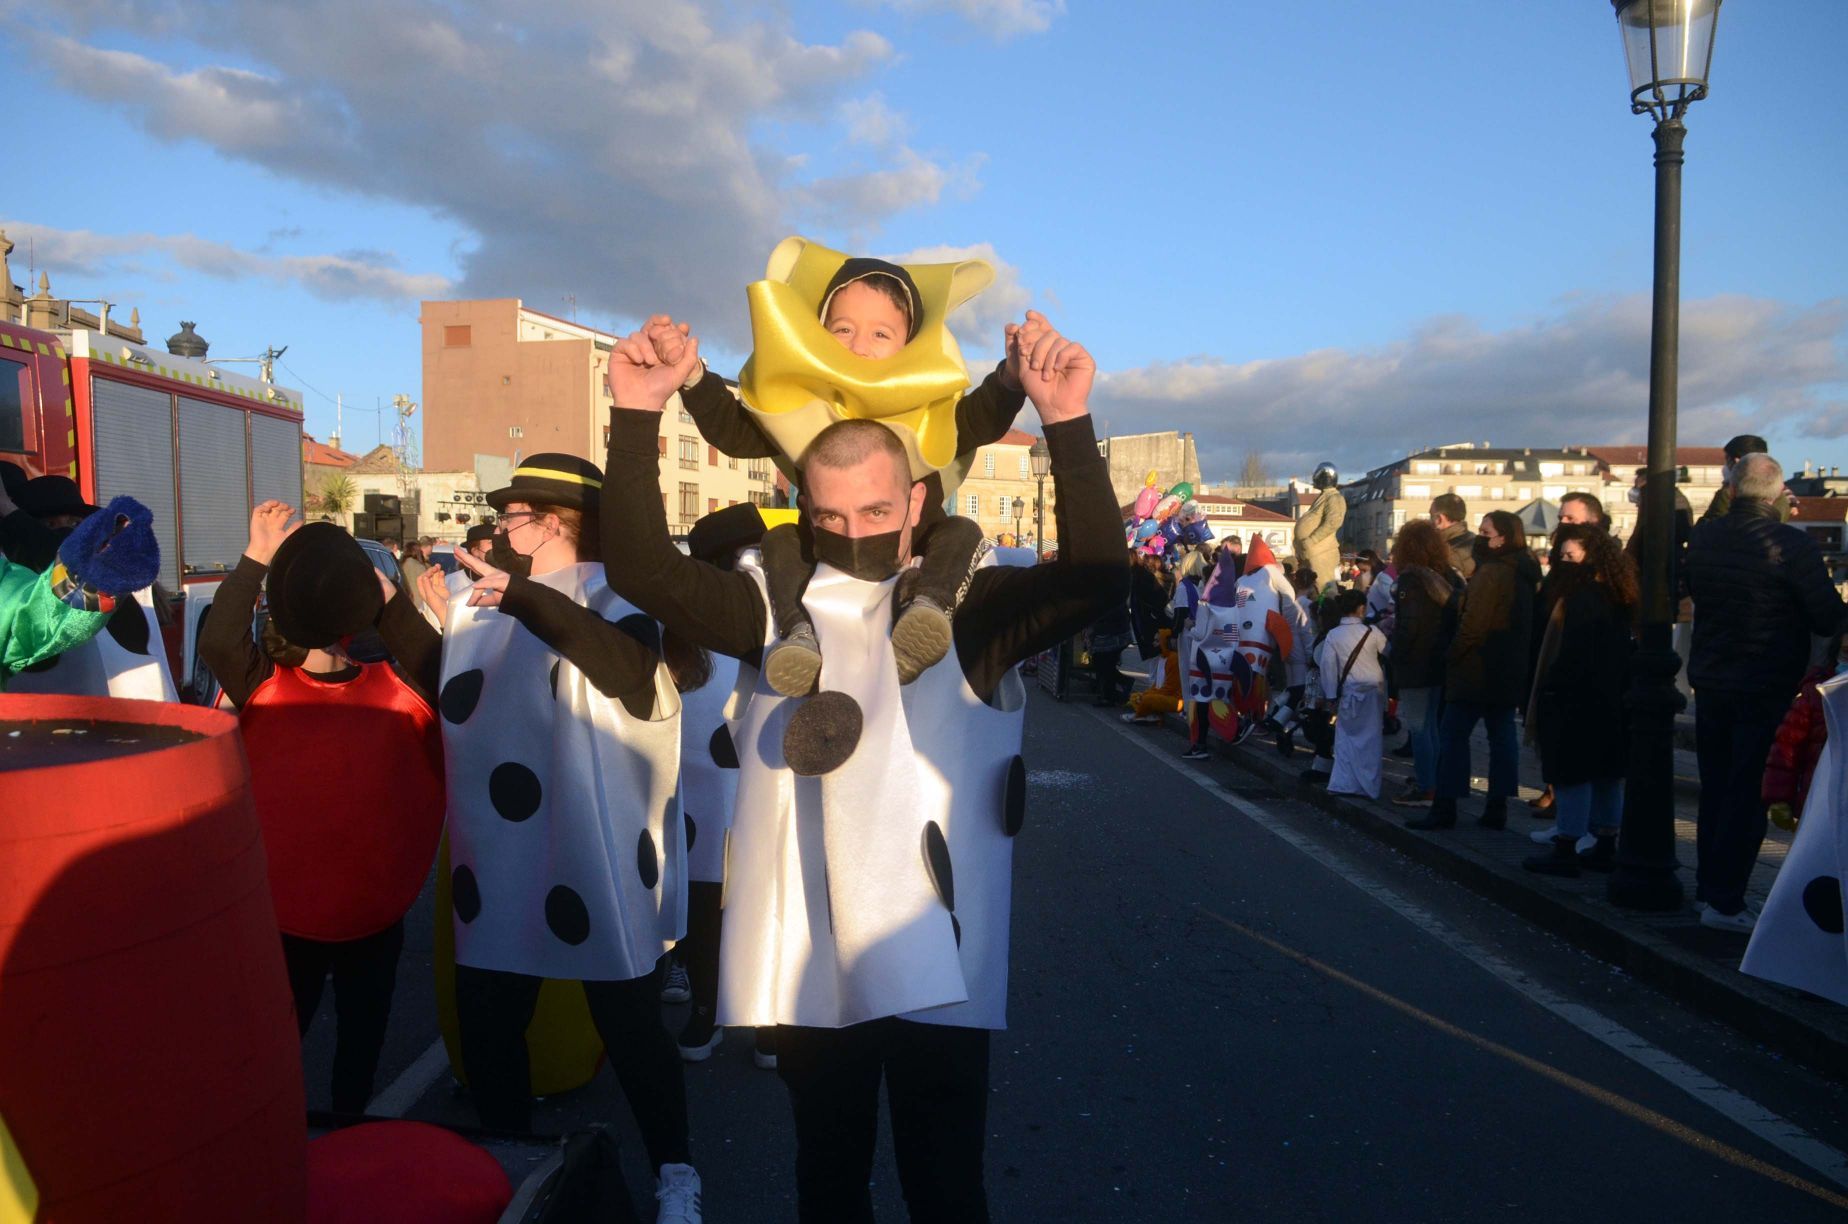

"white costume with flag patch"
[7,587,176,702]
[437,561,685,982]
[1742,672,1848,1006]
[719,552,1027,1031]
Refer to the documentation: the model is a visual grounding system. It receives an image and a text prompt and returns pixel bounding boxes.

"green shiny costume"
[0,556,109,688]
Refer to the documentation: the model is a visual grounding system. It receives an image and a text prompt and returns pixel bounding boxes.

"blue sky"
[4,0,1843,481]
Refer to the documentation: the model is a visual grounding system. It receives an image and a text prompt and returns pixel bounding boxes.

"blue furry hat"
[54,496,161,604]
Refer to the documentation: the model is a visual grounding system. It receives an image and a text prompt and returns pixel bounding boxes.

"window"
[966,494,980,516]
[728,457,738,470]
[1401,483,1431,500]
[708,497,718,514]
[1412,462,1440,475]
[443,325,472,347]
[983,453,995,477]
[0,358,28,453]
[708,445,718,466]
[1489,487,1504,501]
[1542,484,1568,501]
[1018,456,1029,478]
[747,459,769,481]
[658,436,667,456]
[679,437,699,470]
[997,494,1009,516]
[679,483,699,522]
[1455,484,1482,499]
[678,406,694,424]
[1539,462,1565,478]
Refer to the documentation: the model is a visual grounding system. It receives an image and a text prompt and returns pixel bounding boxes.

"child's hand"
[1017,319,1095,426]
[246,500,300,567]
[608,323,702,413]
[1001,310,1052,390]
[418,565,451,621]
[644,315,707,391]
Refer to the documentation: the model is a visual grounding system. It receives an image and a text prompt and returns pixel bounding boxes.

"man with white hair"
[1685,451,1846,932]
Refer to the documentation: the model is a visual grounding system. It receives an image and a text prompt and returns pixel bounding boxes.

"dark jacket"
[1443,548,1535,707]
[1389,564,1462,689]
[1532,581,1631,786]
[1685,499,1846,699]
[1439,522,1477,580]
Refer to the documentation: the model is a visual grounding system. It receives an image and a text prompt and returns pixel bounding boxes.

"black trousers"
[1694,689,1786,914]
[681,881,723,1019]
[281,919,405,1114]
[453,963,690,1169]
[777,1018,990,1224]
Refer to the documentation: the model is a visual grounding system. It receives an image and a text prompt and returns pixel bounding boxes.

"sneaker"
[891,597,953,685]
[764,625,823,698]
[655,1162,703,1224]
[660,961,691,1004]
[1389,782,1433,807]
[1274,727,1295,759]
[753,1028,778,1070]
[1181,747,1213,761]
[1232,718,1257,746]
[1576,834,1617,872]
[677,1009,722,1062]
[1390,741,1415,759]
[1699,906,1757,933]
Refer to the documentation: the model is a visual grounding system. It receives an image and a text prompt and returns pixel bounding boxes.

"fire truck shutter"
[179,396,250,577]
[250,413,303,513]
[91,376,180,591]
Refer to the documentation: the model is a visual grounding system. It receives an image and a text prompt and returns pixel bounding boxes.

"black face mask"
[812,526,904,583]
[487,532,534,578]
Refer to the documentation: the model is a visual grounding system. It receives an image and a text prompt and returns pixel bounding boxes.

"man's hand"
[607,318,703,414]
[418,565,451,622]
[1001,309,1053,392]
[1012,315,1094,426]
[455,545,512,609]
[246,500,300,566]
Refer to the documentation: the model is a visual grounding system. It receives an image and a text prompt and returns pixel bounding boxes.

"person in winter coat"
[1408,510,1535,831]
[1430,494,1476,581]
[1684,453,1847,931]
[1386,520,1462,807]
[1522,526,1637,876]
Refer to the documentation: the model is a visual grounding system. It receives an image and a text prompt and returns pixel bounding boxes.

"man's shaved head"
[802,419,910,476]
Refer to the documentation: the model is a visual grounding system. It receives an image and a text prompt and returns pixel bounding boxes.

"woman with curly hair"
[1523,524,1638,875]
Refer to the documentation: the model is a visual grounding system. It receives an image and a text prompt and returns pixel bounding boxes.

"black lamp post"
[1608,0,1721,911]
[1030,439,1051,558]
[1011,495,1026,546]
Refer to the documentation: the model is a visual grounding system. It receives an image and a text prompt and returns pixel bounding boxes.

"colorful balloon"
[1154,494,1182,522]
[1133,486,1161,518]
[1134,518,1160,541]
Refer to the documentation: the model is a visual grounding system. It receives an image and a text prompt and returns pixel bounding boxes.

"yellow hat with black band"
[486,453,604,513]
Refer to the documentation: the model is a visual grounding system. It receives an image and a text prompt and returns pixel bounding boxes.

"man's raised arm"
[600,320,769,662]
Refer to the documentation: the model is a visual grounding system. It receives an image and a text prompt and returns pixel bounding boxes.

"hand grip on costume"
[54,495,161,604]
[608,318,703,414]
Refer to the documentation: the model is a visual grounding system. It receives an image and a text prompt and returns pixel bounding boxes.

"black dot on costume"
[952,914,962,947]
[709,725,739,769]
[922,821,955,912]
[1802,876,1845,935]
[488,762,543,822]
[684,812,698,853]
[638,829,660,890]
[783,691,864,776]
[613,613,661,654]
[549,660,560,699]
[544,885,591,945]
[1003,754,1027,837]
[440,669,485,724]
[106,602,152,655]
[452,865,481,923]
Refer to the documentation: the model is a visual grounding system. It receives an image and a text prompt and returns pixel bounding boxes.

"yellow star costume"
[737,237,994,483]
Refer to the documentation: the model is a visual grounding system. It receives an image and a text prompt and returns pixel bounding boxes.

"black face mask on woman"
[486,531,534,578]
[812,526,905,583]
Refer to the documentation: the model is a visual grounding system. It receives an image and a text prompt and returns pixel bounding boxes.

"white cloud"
[884,240,1031,355]
[869,0,1066,39]
[1092,294,1848,482]
[17,1,974,344]
[2,219,452,303]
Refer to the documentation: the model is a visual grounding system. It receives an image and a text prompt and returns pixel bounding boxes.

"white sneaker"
[656,1162,702,1223]
[1699,906,1757,933]
[660,962,691,1004]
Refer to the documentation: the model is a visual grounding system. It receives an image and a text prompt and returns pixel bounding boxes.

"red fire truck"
[0,319,305,700]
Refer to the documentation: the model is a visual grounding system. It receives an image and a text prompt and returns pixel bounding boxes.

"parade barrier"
[0,695,306,1223]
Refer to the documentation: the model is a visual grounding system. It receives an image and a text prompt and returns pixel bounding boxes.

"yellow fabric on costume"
[0,1110,34,1224]
[1129,641,1183,717]
[737,236,994,482]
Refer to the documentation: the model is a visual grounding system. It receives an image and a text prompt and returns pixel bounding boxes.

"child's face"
[823,280,908,360]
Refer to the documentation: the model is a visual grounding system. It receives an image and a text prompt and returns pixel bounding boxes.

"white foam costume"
[719,553,1027,1031]
[1316,618,1387,799]
[678,652,747,885]
[437,561,685,981]
[1741,672,1848,1006]
[7,587,177,702]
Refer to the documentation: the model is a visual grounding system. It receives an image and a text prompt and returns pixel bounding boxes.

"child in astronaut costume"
[600,307,1123,1222]
[377,453,704,1221]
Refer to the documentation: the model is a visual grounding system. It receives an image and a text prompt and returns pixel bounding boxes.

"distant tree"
[1238,452,1272,487]
[314,474,358,516]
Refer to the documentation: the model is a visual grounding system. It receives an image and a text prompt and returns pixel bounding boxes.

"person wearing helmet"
[1294,463,1346,592]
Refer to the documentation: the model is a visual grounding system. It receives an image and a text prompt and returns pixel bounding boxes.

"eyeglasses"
[497,511,538,528]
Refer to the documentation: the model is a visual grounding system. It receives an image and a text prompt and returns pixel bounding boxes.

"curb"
[1154,709,1848,1076]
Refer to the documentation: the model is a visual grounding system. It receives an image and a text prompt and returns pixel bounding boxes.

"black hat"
[486,453,603,513]
[0,461,27,502]
[819,258,922,342]
[20,474,100,520]
[687,503,768,565]
[1723,434,1769,461]
[266,522,384,649]
[463,522,497,545]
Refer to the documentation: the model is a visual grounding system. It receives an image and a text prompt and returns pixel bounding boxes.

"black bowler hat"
[819,257,922,342]
[463,522,497,546]
[1723,434,1769,461]
[266,522,384,649]
[1,461,27,502]
[20,475,100,520]
[486,453,603,513]
[687,503,769,565]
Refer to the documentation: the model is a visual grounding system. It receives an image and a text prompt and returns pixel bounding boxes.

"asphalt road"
[303,686,1848,1221]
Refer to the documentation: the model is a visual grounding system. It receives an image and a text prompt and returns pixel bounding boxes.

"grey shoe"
[891,596,953,684]
[765,624,823,697]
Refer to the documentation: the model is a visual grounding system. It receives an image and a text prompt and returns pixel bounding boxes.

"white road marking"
[367,1036,450,1118]
[1099,711,1848,1193]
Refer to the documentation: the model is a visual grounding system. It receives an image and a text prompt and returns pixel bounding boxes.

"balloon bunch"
[1125,470,1212,559]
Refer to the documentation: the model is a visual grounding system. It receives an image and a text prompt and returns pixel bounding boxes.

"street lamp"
[1608,0,1721,912]
[1030,439,1051,559]
[1011,496,1025,547]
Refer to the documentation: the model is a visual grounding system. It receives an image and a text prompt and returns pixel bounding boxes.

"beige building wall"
[421,299,773,535]
[1103,431,1201,510]
[954,430,1056,548]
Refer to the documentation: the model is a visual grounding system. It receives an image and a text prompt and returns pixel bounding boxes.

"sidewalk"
[1113,662,1848,1074]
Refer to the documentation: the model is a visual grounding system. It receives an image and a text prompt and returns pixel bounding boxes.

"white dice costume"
[8,587,177,702]
[437,560,685,981]
[1742,671,1848,1006]
[719,552,1027,1031]
[678,651,745,885]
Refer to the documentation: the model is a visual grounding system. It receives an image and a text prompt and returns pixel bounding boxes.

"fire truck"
[0,318,305,700]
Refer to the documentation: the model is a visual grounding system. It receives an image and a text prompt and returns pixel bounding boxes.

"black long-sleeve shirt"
[198,556,364,708]
[601,406,1125,704]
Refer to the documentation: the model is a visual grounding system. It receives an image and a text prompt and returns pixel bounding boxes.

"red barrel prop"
[0,694,306,1223]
